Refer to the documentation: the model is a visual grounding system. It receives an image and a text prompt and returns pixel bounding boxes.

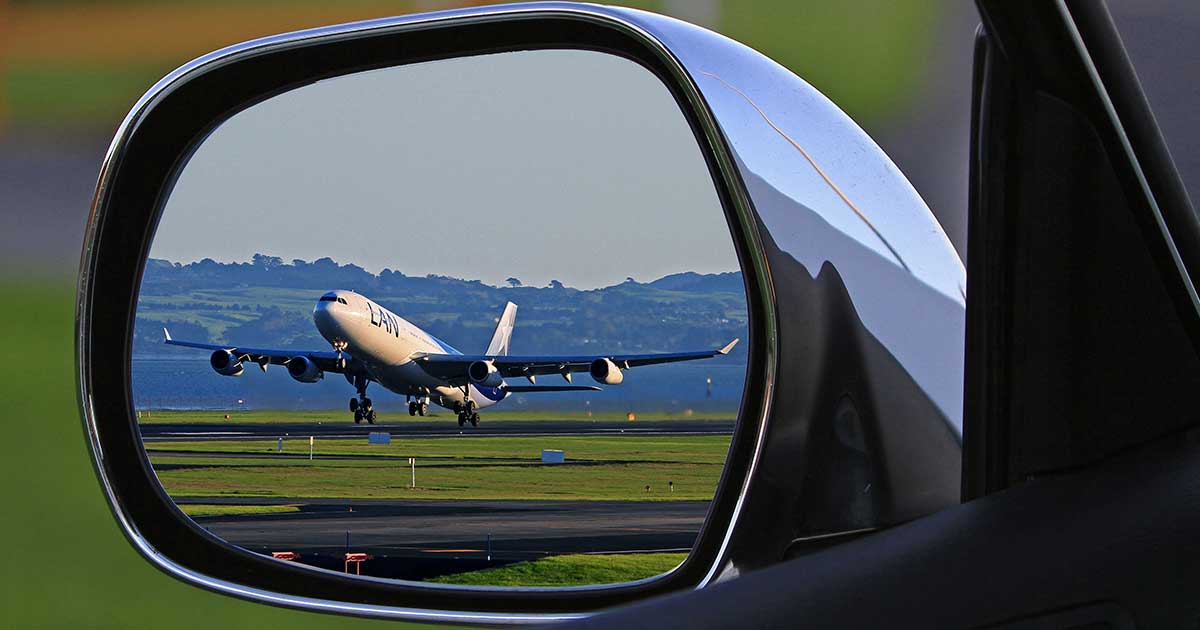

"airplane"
[163,290,738,426]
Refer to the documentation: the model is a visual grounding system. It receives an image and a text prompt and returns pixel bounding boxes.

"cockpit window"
[319,295,338,302]
[338,298,347,304]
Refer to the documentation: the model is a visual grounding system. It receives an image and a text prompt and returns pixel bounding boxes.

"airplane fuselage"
[312,290,504,410]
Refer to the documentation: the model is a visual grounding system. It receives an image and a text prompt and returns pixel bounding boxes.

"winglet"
[717,338,739,355]
[163,328,172,342]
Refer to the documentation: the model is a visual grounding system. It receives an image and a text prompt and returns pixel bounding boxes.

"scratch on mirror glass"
[700,71,910,273]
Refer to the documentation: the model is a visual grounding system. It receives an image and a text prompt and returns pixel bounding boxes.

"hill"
[134,255,748,361]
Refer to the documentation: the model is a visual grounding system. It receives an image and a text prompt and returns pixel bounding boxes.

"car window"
[1109,0,1200,214]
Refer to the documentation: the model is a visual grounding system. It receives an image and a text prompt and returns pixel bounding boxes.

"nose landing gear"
[332,339,349,371]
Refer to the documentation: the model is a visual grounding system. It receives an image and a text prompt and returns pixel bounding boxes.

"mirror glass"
[133,49,747,587]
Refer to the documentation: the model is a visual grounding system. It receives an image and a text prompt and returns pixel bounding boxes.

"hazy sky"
[152,49,740,288]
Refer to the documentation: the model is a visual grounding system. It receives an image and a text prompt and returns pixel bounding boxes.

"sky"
[151,49,740,289]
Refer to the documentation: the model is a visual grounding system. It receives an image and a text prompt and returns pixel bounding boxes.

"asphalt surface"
[182,497,708,580]
[140,419,736,441]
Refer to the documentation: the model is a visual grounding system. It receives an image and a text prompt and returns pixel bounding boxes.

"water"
[131,354,747,412]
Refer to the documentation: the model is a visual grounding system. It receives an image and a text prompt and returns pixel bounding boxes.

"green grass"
[7,2,936,131]
[4,61,174,126]
[179,503,300,517]
[0,281,413,628]
[719,0,939,123]
[148,435,728,501]
[136,407,737,424]
[429,552,688,587]
[148,434,731,463]
[157,460,720,501]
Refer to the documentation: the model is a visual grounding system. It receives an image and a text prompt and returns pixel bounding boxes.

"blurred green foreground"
[0,282,420,629]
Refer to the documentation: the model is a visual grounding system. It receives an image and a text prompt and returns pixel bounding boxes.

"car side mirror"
[78,2,965,623]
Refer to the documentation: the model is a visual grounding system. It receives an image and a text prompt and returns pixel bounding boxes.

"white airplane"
[164,290,738,426]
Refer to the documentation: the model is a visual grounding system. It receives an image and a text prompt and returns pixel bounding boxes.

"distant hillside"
[646,271,744,293]
[134,255,748,360]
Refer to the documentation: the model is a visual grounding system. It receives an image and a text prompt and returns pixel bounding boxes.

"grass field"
[429,553,687,587]
[179,503,300,517]
[1,282,404,629]
[149,434,730,501]
[136,408,737,424]
[6,1,936,129]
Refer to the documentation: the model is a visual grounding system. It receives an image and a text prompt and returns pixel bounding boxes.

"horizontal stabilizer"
[503,385,602,393]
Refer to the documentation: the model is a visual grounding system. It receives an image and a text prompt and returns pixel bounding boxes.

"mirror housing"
[78,2,964,623]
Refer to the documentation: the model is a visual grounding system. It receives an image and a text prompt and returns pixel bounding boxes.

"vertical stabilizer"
[486,302,518,356]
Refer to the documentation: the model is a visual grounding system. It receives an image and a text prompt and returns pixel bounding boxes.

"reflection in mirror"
[133,49,747,587]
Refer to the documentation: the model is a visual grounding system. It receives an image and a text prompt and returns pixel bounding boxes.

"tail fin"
[486,302,518,356]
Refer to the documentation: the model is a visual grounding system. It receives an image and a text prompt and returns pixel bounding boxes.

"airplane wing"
[502,385,602,393]
[414,339,739,385]
[162,328,358,375]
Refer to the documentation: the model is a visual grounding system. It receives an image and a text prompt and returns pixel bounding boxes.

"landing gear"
[351,374,375,424]
[407,397,429,417]
[456,399,479,427]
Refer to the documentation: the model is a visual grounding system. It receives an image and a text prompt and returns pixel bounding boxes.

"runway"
[141,419,735,442]
[150,417,725,580]
[182,497,709,581]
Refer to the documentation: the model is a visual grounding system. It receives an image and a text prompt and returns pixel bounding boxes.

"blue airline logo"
[366,301,401,338]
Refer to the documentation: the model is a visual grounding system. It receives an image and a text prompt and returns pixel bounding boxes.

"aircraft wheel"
[367,409,377,424]
[362,397,373,411]
[408,402,417,417]
[418,403,427,417]
[349,398,359,412]
[353,408,363,424]
[469,413,479,427]
[457,413,466,427]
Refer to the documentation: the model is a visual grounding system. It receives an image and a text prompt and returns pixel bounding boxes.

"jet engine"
[590,358,624,385]
[467,360,504,387]
[287,356,324,383]
[209,349,244,377]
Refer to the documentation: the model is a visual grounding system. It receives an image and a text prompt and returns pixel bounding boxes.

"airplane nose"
[313,297,343,340]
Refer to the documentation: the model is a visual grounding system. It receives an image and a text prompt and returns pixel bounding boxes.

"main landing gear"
[455,399,479,428]
[349,374,375,425]
[406,396,428,417]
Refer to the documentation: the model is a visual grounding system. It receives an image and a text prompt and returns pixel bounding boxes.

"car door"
[554,1,1200,627]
